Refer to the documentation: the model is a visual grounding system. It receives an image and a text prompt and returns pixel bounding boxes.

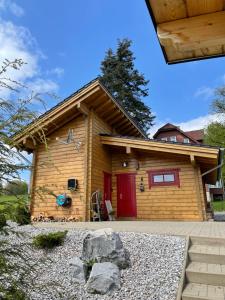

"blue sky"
[1,0,225,180]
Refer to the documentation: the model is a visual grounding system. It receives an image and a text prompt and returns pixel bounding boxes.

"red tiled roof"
[153,123,199,144]
[185,129,204,142]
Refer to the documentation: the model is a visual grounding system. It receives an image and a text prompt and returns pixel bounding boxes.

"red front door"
[116,173,137,218]
[103,172,112,219]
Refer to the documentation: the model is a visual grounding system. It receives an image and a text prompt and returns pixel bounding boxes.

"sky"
[1,0,225,181]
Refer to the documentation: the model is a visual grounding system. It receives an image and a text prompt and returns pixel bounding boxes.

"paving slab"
[33,221,225,238]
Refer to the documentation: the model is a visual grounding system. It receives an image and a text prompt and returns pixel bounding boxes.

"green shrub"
[33,231,68,249]
[0,214,6,230]
[2,286,27,300]
[14,206,30,225]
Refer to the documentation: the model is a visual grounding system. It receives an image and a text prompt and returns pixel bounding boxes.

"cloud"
[27,78,58,94]
[0,20,39,98]
[176,114,224,131]
[0,0,24,17]
[150,114,225,137]
[194,86,214,100]
[0,16,60,100]
[47,67,64,77]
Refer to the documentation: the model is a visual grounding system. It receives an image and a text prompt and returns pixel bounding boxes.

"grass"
[0,195,28,212]
[212,200,225,212]
[0,194,30,225]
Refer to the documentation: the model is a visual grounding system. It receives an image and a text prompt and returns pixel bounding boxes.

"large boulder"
[69,257,87,283]
[82,228,130,269]
[86,262,120,295]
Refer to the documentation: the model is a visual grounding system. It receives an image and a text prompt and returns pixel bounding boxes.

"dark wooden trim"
[147,168,180,188]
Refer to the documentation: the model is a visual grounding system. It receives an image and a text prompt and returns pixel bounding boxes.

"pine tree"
[100,39,155,133]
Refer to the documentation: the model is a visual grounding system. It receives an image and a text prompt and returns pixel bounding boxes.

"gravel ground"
[1,222,186,300]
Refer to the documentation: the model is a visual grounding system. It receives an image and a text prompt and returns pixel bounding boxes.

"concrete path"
[34,221,225,238]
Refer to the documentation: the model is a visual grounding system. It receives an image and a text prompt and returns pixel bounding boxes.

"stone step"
[189,245,225,264]
[182,283,225,300]
[186,262,225,286]
[190,236,225,247]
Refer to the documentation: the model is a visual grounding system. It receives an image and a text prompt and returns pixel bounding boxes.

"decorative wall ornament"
[56,128,83,152]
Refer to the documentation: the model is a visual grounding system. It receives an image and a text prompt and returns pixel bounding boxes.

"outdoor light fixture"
[139,177,145,192]
[122,161,128,167]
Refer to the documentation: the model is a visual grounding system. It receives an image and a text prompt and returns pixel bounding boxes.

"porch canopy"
[146,0,225,64]
[100,135,221,184]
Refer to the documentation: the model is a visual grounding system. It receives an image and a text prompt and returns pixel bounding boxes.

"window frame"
[161,137,168,141]
[169,136,177,142]
[183,137,190,144]
[147,168,180,188]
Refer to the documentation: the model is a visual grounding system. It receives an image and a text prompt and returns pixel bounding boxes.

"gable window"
[161,137,168,141]
[147,168,180,188]
[170,136,177,142]
[183,138,190,144]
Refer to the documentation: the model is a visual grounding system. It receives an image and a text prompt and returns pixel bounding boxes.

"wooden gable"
[146,0,225,64]
[13,79,146,151]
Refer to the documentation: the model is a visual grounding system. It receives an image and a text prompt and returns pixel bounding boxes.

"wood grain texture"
[186,0,224,17]
[111,152,205,221]
[31,116,86,220]
[149,0,187,23]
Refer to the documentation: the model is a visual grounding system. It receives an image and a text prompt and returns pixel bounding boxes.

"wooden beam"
[77,102,89,116]
[101,105,117,119]
[157,11,225,52]
[149,0,187,23]
[190,155,197,168]
[93,93,109,112]
[112,117,128,127]
[13,83,100,144]
[186,0,224,18]
[126,146,132,154]
[100,136,219,159]
[105,111,122,123]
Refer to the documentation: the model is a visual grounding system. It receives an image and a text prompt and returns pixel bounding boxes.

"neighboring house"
[154,123,224,203]
[13,78,222,222]
[153,123,204,144]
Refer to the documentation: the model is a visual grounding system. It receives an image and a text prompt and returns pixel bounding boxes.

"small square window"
[153,175,164,182]
[170,136,177,142]
[164,174,175,182]
[183,138,190,144]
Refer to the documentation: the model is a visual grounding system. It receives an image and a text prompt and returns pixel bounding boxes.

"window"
[161,137,168,141]
[147,168,180,188]
[183,138,190,144]
[169,136,177,142]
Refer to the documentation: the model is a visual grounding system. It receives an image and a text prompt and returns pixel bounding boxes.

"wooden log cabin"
[13,78,222,221]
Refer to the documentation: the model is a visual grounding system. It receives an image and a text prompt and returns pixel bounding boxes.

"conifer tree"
[100,39,155,133]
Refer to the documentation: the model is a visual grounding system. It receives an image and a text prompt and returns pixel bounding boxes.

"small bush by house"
[0,214,6,230]
[33,231,68,249]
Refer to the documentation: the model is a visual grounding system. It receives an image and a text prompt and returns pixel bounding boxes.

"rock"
[69,257,87,283]
[86,262,121,295]
[82,228,130,269]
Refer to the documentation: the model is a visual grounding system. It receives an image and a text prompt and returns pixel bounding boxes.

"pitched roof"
[13,78,147,149]
[153,123,199,144]
[185,129,204,142]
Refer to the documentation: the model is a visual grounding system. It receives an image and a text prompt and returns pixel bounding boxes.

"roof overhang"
[13,79,146,151]
[100,135,220,184]
[145,0,225,64]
